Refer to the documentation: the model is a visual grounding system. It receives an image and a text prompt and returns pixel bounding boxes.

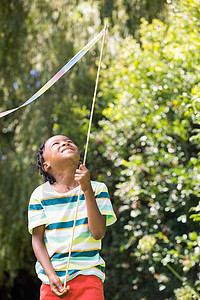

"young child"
[28,135,117,299]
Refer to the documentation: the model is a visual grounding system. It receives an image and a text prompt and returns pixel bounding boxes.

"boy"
[28,135,116,299]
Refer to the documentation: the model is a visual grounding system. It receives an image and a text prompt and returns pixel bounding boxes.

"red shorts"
[40,275,104,300]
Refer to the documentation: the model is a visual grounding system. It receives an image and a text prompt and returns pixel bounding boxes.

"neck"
[51,166,79,193]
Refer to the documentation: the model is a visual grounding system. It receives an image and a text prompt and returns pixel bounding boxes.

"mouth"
[60,147,74,153]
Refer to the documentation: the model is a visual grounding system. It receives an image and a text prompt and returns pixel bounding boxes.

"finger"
[74,173,83,179]
[74,176,80,183]
[75,169,83,174]
[54,289,67,299]
[75,174,86,180]
[52,290,63,297]
[51,280,64,296]
[59,286,70,299]
[56,281,64,293]
[79,164,87,170]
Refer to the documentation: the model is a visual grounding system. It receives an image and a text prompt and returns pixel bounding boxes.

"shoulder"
[91,181,109,195]
[91,180,107,189]
[30,181,50,201]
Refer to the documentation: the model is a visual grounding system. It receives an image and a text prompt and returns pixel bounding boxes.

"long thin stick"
[63,23,107,288]
[83,23,107,166]
[63,187,81,288]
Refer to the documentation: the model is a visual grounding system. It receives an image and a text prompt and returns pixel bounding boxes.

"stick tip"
[104,21,108,30]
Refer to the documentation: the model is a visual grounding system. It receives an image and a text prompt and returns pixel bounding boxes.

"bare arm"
[32,225,69,298]
[75,164,106,240]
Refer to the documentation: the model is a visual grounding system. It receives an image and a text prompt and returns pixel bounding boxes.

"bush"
[96,0,200,298]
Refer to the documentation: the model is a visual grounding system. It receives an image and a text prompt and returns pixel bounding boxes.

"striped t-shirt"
[28,180,117,284]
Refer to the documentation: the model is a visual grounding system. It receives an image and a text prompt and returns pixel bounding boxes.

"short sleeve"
[28,189,48,234]
[95,182,117,227]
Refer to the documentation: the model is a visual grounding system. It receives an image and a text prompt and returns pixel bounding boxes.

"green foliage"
[1,0,190,299]
[0,1,103,290]
[175,285,198,300]
[96,0,200,298]
[190,202,200,222]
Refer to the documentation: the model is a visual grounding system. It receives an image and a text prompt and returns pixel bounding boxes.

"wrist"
[47,271,57,279]
[82,182,93,193]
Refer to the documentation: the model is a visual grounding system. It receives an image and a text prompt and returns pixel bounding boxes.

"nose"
[61,141,70,146]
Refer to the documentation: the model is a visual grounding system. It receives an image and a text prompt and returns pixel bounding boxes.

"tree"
[0,0,167,298]
[96,0,200,298]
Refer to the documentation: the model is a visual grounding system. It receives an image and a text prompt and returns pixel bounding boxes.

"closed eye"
[51,142,59,147]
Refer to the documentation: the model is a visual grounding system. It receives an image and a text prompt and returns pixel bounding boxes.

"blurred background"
[0,0,200,299]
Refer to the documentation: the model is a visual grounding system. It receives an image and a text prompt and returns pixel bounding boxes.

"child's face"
[42,135,80,173]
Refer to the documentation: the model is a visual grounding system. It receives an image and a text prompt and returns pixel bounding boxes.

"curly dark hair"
[37,141,56,184]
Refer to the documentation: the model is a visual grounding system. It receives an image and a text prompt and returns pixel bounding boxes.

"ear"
[43,161,51,172]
